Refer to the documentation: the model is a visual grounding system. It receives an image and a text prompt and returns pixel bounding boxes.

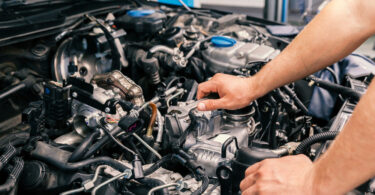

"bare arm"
[197,0,375,193]
[312,77,375,193]
[197,0,375,111]
[239,81,375,194]
[252,0,375,98]
[236,0,375,194]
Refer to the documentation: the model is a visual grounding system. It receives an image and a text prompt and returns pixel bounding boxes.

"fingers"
[245,162,261,177]
[242,185,260,195]
[196,81,218,100]
[197,98,226,111]
[240,172,259,192]
[240,163,262,192]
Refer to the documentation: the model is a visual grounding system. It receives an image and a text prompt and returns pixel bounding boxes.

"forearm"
[250,0,375,98]
[311,80,375,194]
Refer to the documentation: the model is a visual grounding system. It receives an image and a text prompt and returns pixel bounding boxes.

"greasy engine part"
[53,26,128,83]
[92,70,145,107]
[53,37,112,83]
[0,2,373,195]
[165,100,255,178]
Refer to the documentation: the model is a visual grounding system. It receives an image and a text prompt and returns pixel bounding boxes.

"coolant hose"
[306,76,362,101]
[0,132,29,147]
[146,103,157,137]
[68,131,100,162]
[82,126,123,159]
[30,141,130,172]
[294,131,340,155]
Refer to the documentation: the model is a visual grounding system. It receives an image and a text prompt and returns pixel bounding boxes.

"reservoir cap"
[211,36,236,47]
[127,10,155,18]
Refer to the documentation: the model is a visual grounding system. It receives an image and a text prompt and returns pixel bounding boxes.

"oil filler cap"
[127,9,155,18]
[211,36,236,47]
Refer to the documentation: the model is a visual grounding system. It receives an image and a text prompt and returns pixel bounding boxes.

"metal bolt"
[105,107,111,113]
[72,92,78,98]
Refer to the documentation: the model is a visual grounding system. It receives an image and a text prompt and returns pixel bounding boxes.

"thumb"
[197,99,226,111]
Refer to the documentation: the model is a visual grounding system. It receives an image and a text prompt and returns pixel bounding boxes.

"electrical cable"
[101,125,137,156]
[294,131,339,155]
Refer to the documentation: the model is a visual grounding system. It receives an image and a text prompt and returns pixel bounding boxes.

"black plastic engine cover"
[115,9,166,34]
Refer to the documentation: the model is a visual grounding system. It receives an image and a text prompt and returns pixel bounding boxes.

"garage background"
[153,0,375,60]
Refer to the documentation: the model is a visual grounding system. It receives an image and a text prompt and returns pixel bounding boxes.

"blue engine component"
[211,36,237,48]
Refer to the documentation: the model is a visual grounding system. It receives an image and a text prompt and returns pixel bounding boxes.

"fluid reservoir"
[202,35,280,73]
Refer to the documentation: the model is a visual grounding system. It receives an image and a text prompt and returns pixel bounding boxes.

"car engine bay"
[0,1,374,194]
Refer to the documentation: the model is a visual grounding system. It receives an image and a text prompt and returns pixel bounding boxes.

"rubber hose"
[144,155,173,176]
[69,131,100,162]
[146,103,157,137]
[282,86,309,114]
[294,131,340,155]
[307,76,362,101]
[189,58,205,83]
[191,170,209,195]
[0,132,29,147]
[82,126,123,159]
[31,154,130,172]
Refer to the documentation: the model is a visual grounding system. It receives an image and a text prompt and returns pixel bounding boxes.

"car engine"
[0,1,374,195]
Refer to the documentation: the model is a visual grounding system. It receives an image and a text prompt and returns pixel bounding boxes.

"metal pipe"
[0,83,26,102]
[60,187,84,195]
[60,165,109,195]
[137,87,179,112]
[149,45,176,55]
[147,183,179,195]
[155,110,164,143]
[91,169,132,195]
[166,88,184,107]
[132,133,162,160]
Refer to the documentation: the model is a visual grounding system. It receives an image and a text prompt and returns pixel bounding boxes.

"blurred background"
[153,0,375,60]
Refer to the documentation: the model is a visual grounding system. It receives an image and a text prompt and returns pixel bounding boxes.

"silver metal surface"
[166,101,253,178]
[202,39,279,73]
[54,131,83,145]
[52,38,112,83]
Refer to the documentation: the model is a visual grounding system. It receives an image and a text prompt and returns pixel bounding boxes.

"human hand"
[196,73,258,111]
[240,155,316,195]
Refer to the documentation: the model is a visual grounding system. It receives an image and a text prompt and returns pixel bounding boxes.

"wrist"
[246,76,264,101]
[308,163,335,195]
[306,165,321,195]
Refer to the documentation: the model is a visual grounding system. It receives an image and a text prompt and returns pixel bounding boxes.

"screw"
[105,107,111,113]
